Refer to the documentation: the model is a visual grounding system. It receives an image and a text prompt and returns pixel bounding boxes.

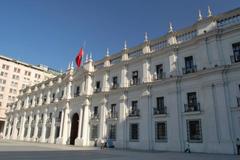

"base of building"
[74,138,84,146]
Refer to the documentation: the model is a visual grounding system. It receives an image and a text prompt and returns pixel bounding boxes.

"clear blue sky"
[0,0,239,70]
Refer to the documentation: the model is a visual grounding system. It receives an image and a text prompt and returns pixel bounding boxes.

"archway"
[70,113,79,145]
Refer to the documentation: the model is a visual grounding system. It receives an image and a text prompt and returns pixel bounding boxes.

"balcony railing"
[111,83,119,90]
[153,107,167,115]
[91,114,100,120]
[130,78,140,86]
[56,117,61,123]
[74,92,80,97]
[230,54,240,63]
[128,109,140,117]
[156,72,166,80]
[184,103,200,112]
[94,88,101,93]
[107,112,118,119]
[182,65,197,74]
[237,97,240,107]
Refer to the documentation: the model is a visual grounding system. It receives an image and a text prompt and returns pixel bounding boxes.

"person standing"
[236,138,240,155]
[184,141,191,153]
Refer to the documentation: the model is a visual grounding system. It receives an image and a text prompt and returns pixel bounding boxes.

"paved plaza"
[0,140,239,160]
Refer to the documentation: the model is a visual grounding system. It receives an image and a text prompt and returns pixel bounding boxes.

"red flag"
[75,48,84,68]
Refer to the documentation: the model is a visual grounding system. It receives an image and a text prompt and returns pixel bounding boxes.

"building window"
[74,86,80,97]
[24,71,31,76]
[231,42,240,63]
[184,92,200,112]
[0,86,5,92]
[112,76,118,89]
[0,71,8,77]
[2,64,9,70]
[93,106,99,116]
[14,67,20,73]
[183,56,197,74]
[130,123,139,141]
[0,79,6,84]
[90,125,98,140]
[129,101,139,117]
[95,81,101,92]
[156,64,165,79]
[154,97,167,114]
[131,71,139,85]
[155,122,167,141]
[187,119,202,143]
[0,94,3,99]
[108,124,116,140]
[109,104,117,118]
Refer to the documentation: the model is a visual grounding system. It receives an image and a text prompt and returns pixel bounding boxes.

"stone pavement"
[0,140,238,160]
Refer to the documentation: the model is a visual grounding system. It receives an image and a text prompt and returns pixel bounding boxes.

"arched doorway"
[70,113,79,145]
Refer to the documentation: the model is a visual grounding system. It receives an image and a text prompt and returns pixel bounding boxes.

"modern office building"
[4,7,240,154]
[0,55,59,133]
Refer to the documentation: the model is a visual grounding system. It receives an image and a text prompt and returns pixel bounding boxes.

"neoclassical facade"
[3,7,240,154]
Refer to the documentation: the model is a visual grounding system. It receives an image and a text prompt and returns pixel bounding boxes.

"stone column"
[57,104,69,145]
[40,109,48,142]
[32,96,36,107]
[142,58,151,83]
[19,112,27,140]
[55,88,59,102]
[33,111,40,141]
[99,98,107,139]
[120,65,128,88]
[26,112,33,141]
[24,96,29,109]
[102,71,109,91]
[49,111,56,144]
[6,119,12,139]
[117,92,127,148]
[11,114,19,140]
[47,90,51,104]
[2,118,8,139]
[75,107,83,146]
[80,99,90,146]
[39,93,43,106]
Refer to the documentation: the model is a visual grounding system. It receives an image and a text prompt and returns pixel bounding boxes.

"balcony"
[128,109,140,117]
[153,107,167,115]
[153,72,166,81]
[182,65,197,74]
[90,114,100,121]
[130,78,140,86]
[74,92,80,97]
[230,54,240,63]
[94,88,101,93]
[107,112,118,120]
[184,103,200,112]
[111,83,119,90]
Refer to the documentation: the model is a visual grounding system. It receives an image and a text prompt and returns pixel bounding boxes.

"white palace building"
[3,7,240,154]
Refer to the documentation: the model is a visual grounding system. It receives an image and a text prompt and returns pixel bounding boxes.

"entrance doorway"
[70,113,79,145]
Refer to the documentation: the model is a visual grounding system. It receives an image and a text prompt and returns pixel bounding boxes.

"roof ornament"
[89,52,92,60]
[106,48,110,57]
[85,54,89,63]
[70,61,74,70]
[67,62,71,70]
[198,10,203,21]
[168,22,173,33]
[124,40,127,50]
[144,32,148,42]
[208,6,212,17]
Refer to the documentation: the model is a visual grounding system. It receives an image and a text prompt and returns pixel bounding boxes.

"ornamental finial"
[124,40,127,50]
[106,48,110,57]
[144,32,148,42]
[168,22,173,33]
[208,6,212,17]
[198,10,203,21]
